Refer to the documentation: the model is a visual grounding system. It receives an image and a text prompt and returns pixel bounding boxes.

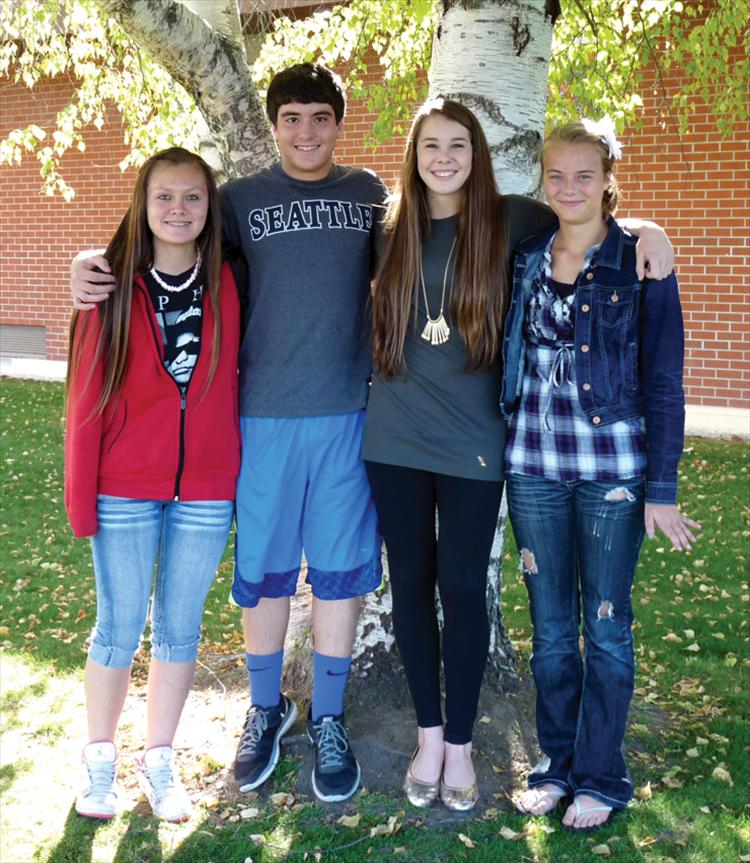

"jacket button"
[582,382,591,391]
[581,344,590,353]
[581,303,590,313]
[586,272,594,281]
[592,416,601,425]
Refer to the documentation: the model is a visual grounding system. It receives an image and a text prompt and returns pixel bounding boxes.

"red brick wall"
[616,61,750,410]
[0,76,134,360]
[1,60,747,410]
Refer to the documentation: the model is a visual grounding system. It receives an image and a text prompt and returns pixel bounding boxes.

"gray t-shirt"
[362,194,556,481]
[221,163,387,417]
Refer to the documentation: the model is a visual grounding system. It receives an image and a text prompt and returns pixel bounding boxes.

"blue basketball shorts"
[231,411,382,608]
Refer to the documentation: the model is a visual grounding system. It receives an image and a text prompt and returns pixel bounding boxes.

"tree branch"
[92,0,276,179]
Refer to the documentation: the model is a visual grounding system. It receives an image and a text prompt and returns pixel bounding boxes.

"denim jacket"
[500,218,685,504]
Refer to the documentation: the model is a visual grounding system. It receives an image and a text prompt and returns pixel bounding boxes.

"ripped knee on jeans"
[596,600,614,621]
[604,486,636,503]
[519,548,538,576]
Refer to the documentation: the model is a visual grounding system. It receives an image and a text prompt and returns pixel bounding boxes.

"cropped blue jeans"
[89,496,234,668]
[506,475,645,808]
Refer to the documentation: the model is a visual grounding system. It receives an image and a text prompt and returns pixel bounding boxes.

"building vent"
[0,325,47,359]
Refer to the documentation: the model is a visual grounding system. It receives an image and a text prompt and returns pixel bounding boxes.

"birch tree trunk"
[430,0,560,686]
[431,0,559,194]
[93,0,276,181]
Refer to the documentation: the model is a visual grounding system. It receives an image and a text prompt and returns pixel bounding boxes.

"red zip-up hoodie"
[65,263,241,537]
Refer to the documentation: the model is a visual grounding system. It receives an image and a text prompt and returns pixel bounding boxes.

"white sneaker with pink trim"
[75,741,120,819]
[137,746,192,822]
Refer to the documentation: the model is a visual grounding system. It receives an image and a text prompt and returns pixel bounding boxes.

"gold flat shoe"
[403,749,440,808]
[440,777,479,812]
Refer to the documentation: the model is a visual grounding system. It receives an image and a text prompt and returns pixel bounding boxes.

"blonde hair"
[541,121,620,216]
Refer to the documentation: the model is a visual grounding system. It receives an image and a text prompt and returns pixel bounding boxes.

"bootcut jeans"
[506,474,646,808]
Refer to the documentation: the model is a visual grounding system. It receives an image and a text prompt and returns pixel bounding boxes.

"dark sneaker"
[306,711,360,803]
[233,695,297,792]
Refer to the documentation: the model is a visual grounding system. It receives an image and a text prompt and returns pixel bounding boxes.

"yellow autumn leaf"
[499,826,526,840]
[592,845,611,857]
[662,632,682,643]
[686,748,700,758]
[478,715,491,725]
[711,765,733,786]
[337,814,361,828]
[634,781,652,800]
[239,807,259,819]
[269,792,294,806]
[458,833,475,849]
[683,629,695,638]
[661,776,684,789]
[684,643,700,652]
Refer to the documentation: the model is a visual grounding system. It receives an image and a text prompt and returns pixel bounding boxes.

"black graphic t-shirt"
[144,268,204,390]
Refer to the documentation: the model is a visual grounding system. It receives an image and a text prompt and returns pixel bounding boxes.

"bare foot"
[411,726,443,784]
[562,794,614,831]
[442,741,475,789]
[516,783,567,815]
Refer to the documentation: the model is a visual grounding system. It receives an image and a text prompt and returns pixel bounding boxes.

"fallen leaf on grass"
[370,816,400,837]
[686,748,699,758]
[591,845,611,857]
[662,632,682,643]
[684,643,700,653]
[634,781,652,800]
[478,715,491,725]
[458,833,475,849]
[738,855,750,862]
[269,792,295,807]
[661,776,684,789]
[337,814,361,828]
[711,765,733,786]
[499,826,526,840]
[239,807,259,819]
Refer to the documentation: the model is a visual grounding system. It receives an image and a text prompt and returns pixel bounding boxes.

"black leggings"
[365,461,503,744]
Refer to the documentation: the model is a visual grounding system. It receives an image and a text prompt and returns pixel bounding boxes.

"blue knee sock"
[246,650,284,709]
[312,652,352,720]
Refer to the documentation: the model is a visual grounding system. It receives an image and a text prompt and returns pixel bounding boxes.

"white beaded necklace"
[149,250,202,293]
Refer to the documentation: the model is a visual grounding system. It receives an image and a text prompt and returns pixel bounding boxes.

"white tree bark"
[430,0,557,196]
[93,0,276,181]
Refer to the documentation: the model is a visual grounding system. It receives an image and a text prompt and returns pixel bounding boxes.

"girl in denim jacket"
[500,120,700,831]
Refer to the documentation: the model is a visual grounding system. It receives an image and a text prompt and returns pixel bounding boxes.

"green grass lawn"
[1,378,749,863]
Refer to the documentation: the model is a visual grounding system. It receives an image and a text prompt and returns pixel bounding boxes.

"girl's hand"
[645,503,701,551]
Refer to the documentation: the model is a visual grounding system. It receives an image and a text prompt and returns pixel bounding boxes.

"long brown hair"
[66,147,223,414]
[372,98,508,377]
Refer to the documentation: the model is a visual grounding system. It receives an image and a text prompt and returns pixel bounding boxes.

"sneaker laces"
[85,759,116,797]
[144,756,178,802]
[237,708,269,757]
[316,718,350,771]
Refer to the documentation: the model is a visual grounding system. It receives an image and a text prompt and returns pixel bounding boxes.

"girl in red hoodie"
[65,148,241,822]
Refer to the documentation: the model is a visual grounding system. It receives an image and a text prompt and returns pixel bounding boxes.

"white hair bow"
[581,116,623,161]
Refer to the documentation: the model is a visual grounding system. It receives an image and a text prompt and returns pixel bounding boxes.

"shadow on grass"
[111,812,163,863]
[45,806,106,863]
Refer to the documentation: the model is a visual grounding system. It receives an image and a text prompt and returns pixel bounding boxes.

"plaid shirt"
[504,236,647,482]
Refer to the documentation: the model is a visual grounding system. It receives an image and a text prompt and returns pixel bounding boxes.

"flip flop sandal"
[515,785,569,816]
[563,797,616,833]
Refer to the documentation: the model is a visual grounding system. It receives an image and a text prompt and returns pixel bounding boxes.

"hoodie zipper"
[137,281,204,501]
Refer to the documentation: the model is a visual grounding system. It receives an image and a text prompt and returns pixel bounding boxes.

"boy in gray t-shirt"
[222,65,387,804]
